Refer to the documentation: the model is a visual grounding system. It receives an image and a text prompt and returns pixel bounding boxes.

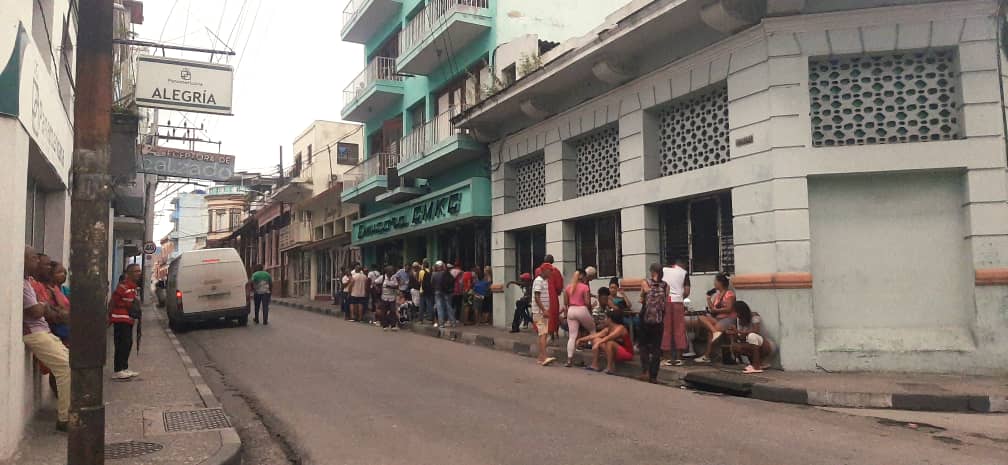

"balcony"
[397,106,485,178]
[340,152,401,203]
[342,57,405,123]
[341,0,403,44]
[278,224,310,252]
[397,0,491,75]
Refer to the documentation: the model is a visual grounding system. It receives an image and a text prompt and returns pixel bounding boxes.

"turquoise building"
[339,0,620,268]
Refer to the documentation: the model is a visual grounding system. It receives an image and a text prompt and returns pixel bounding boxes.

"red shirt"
[109,280,138,326]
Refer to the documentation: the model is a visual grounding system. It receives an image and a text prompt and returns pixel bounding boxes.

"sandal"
[743,364,763,374]
[540,357,557,366]
[564,360,573,368]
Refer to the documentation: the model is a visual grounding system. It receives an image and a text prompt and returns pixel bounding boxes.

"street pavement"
[177,304,1007,465]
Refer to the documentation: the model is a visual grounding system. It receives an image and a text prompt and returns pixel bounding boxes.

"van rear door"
[181,258,246,313]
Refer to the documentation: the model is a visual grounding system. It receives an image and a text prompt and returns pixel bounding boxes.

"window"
[575,214,622,278]
[574,125,620,197]
[32,0,55,72]
[215,210,225,232]
[514,154,545,211]
[25,177,46,249]
[57,16,74,116]
[195,236,206,248]
[307,144,313,165]
[809,49,962,146]
[336,143,359,165]
[207,210,214,232]
[659,192,734,274]
[514,227,546,276]
[229,209,241,231]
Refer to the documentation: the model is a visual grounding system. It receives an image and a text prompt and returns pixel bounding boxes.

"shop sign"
[138,144,236,181]
[356,192,463,240]
[135,55,234,115]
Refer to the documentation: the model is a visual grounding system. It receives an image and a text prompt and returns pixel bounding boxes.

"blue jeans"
[435,292,454,324]
[420,293,435,321]
[254,293,271,323]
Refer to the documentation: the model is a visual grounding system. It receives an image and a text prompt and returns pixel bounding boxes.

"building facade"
[339,0,624,270]
[168,190,208,255]
[456,0,1008,374]
[205,184,249,248]
[273,121,363,300]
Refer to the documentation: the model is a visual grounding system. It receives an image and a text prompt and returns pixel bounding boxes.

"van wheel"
[237,316,248,326]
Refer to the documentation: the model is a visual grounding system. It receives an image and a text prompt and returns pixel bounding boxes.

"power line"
[159,0,181,40]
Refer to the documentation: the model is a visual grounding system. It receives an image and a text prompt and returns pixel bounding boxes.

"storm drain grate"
[163,408,232,433]
[105,441,163,460]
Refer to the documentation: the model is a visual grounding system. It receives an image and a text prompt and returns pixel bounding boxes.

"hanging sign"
[138,144,236,181]
[135,55,234,115]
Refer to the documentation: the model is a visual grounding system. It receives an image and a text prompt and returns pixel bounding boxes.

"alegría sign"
[135,55,234,115]
[138,145,236,181]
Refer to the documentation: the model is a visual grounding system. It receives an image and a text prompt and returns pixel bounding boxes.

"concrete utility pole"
[68,0,114,463]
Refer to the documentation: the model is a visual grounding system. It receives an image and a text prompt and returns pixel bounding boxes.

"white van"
[166,248,250,331]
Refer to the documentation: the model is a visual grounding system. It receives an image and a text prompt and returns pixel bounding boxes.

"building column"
[618,108,660,187]
[619,205,660,280]
[545,220,576,277]
[491,161,516,217]
[490,230,516,328]
[543,141,576,204]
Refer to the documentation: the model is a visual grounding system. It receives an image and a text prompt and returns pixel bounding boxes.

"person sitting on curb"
[578,311,633,374]
[728,301,776,373]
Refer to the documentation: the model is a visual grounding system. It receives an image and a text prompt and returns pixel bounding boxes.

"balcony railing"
[400,0,490,53]
[343,57,402,108]
[399,106,469,166]
[342,152,400,190]
[342,0,370,31]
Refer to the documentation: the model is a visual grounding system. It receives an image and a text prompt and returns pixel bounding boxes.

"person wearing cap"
[507,272,534,332]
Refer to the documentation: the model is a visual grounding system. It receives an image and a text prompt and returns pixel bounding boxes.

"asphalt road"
[177,304,1006,465]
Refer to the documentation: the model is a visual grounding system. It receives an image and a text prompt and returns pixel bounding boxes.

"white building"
[456,0,1008,374]
[273,121,363,300]
[169,190,209,256]
[0,0,77,458]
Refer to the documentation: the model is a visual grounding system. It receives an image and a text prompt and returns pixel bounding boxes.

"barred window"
[660,193,733,274]
[575,214,622,278]
[574,125,620,197]
[514,154,545,211]
[657,84,729,176]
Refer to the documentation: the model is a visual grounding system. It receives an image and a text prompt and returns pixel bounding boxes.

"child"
[393,292,410,331]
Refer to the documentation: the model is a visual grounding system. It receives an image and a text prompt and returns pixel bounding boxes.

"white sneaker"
[695,355,711,363]
[433,323,439,328]
[711,331,723,342]
[125,370,140,378]
[391,326,399,332]
[112,371,131,380]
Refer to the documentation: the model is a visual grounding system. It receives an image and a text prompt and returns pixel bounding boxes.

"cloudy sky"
[145,0,364,238]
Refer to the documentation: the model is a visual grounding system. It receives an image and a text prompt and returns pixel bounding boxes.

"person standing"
[563,269,595,367]
[377,266,400,330]
[541,255,564,342]
[531,268,556,366]
[250,264,273,325]
[22,246,72,431]
[367,265,382,320]
[638,263,669,383]
[661,257,690,366]
[419,260,435,323]
[109,263,141,380]
[349,264,369,322]
[433,261,456,327]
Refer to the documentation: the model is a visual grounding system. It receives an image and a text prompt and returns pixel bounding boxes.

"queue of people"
[515,255,775,383]
[335,259,495,330]
[22,245,146,432]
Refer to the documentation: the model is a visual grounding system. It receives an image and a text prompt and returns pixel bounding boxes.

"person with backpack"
[637,263,669,383]
[419,260,435,323]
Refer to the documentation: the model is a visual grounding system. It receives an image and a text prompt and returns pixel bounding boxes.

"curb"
[275,299,1006,414]
[158,310,243,465]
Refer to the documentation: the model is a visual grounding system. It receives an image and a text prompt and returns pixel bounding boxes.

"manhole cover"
[163,408,231,433]
[105,441,163,460]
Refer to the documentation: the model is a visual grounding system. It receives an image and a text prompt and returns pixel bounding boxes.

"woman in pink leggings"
[563,269,595,367]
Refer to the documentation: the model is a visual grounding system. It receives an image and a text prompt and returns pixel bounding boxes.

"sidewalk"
[12,304,241,465]
[275,297,1008,414]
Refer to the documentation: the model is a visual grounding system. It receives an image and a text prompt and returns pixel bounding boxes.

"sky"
[144,0,364,240]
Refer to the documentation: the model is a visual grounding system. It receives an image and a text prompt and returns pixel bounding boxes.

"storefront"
[353,177,491,269]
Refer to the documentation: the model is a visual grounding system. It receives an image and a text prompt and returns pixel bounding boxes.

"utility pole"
[278,145,284,185]
[68,1,113,464]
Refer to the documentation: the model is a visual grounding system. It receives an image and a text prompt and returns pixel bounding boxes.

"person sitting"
[593,286,613,327]
[729,301,775,373]
[577,311,633,374]
[695,272,736,363]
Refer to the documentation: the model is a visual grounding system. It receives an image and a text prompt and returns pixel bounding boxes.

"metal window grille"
[809,48,963,147]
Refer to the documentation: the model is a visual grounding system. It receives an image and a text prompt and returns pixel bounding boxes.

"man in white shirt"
[531,267,556,366]
[661,257,691,366]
